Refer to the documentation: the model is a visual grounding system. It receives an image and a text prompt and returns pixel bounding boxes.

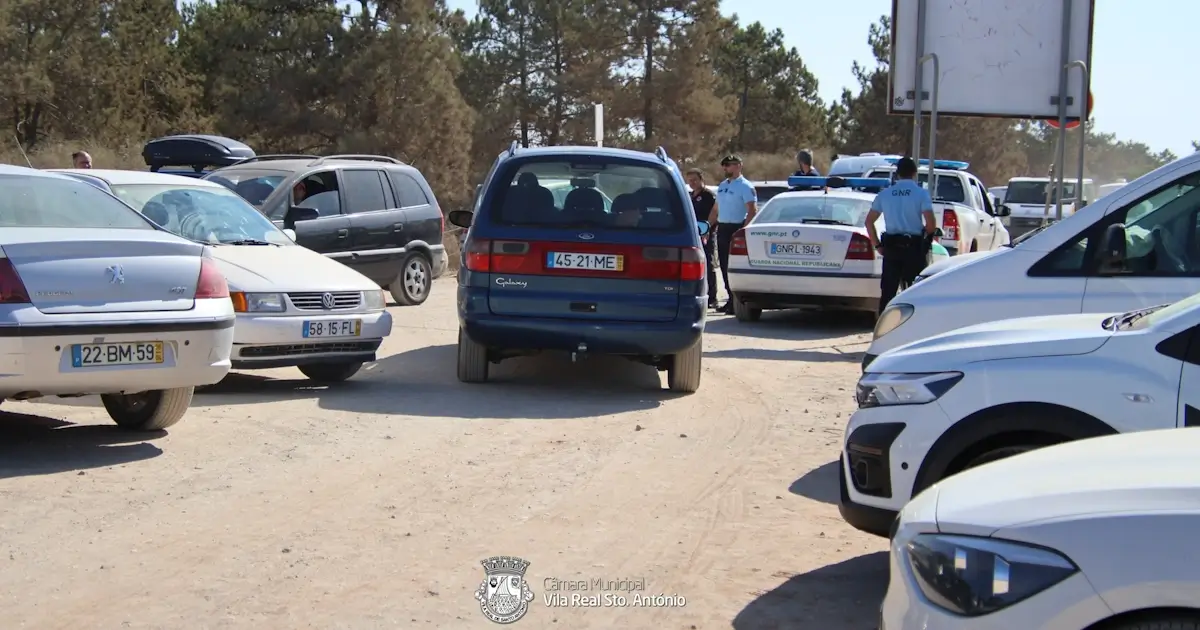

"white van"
[863,151,1200,370]
[1001,176,1097,238]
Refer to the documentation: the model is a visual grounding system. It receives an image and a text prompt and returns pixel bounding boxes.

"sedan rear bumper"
[461,314,703,356]
[0,317,234,397]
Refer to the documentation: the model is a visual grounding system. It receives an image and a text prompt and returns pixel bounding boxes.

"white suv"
[840,288,1200,537]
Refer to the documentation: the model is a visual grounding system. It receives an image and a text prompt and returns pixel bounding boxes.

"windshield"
[204,169,290,207]
[0,174,152,229]
[108,183,292,245]
[491,157,686,230]
[865,170,966,203]
[753,195,873,226]
[1005,180,1082,205]
[754,185,789,202]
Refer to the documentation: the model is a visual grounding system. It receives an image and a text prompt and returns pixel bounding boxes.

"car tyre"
[299,361,363,382]
[1104,618,1200,630]
[101,387,194,431]
[391,252,432,306]
[457,328,489,383]
[666,338,702,393]
[732,294,762,322]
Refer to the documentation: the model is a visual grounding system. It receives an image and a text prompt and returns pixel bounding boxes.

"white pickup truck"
[865,160,1011,255]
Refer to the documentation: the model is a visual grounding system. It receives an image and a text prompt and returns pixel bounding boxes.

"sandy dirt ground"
[0,278,888,629]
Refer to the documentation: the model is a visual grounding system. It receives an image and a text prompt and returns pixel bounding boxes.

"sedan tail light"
[195,257,230,299]
[0,257,30,304]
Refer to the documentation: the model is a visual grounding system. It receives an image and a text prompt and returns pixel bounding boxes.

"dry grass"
[0,139,146,169]
[691,148,835,183]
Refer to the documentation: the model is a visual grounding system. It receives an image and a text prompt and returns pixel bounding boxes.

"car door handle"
[393,223,404,232]
[336,229,348,238]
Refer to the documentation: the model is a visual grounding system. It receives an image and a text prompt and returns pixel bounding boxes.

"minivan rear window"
[489,157,686,230]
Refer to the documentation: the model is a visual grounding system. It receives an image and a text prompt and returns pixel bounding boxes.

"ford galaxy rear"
[458,154,704,356]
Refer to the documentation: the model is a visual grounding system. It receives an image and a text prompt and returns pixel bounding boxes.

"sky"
[442,0,1195,159]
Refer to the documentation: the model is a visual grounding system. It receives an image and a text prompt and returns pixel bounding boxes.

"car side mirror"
[448,210,473,229]
[997,204,1012,217]
[990,194,1002,208]
[1098,223,1128,274]
[284,205,319,229]
[282,228,297,241]
[697,220,710,236]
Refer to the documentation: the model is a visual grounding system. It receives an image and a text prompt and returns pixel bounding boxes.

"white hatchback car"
[841,288,1200,538]
[885,428,1200,630]
[1,166,234,430]
[54,169,393,382]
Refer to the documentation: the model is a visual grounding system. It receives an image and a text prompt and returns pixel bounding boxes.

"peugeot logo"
[578,232,595,240]
[106,265,124,284]
[321,292,335,309]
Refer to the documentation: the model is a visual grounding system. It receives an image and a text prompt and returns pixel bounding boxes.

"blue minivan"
[446,143,710,393]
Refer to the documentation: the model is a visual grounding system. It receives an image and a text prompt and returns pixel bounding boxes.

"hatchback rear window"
[755,195,873,226]
[489,157,686,230]
[204,169,290,207]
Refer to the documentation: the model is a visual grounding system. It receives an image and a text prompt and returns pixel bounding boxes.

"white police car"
[724,176,948,322]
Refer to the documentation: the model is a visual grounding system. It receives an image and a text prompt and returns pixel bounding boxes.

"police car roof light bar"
[883,157,970,171]
[787,176,892,189]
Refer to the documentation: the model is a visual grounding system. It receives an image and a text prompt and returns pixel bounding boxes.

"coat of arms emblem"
[475,555,535,624]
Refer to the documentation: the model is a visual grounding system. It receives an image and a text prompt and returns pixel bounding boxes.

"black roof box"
[142,134,255,172]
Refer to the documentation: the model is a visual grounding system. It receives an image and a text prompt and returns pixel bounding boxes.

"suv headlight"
[231,292,284,313]
[907,534,1077,616]
[874,303,913,339]
[363,289,386,310]
[855,372,962,409]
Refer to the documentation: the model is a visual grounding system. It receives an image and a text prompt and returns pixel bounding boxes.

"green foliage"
[0,2,1175,209]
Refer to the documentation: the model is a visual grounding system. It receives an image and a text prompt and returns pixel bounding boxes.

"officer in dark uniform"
[864,157,937,314]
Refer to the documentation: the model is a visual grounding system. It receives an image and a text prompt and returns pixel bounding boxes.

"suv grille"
[287,291,362,311]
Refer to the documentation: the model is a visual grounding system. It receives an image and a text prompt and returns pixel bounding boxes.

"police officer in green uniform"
[864,157,937,314]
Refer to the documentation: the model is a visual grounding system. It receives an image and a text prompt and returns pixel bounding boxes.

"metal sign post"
[1066,61,1089,208]
[594,103,604,147]
[919,53,941,198]
[910,0,929,161]
[1051,0,1073,221]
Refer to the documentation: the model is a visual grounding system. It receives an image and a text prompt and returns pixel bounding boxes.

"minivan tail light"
[729,229,748,256]
[679,247,705,281]
[942,209,959,241]
[465,239,492,272]
[0,257,30,304]
[846,233,875,260]
[195,257,230,299]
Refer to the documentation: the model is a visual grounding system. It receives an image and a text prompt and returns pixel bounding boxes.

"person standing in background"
[792,149,819,177]
[71,151,92,169]
[714,154,757,315]
[685,168,719,310]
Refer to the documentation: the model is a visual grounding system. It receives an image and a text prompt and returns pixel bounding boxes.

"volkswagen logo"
[578,232,595,240]
[320,292,335,310]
